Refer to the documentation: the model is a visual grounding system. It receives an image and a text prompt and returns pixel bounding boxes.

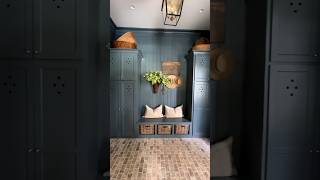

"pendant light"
[161,0,184,26]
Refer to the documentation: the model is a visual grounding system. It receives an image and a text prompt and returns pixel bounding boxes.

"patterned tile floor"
[110,138,210,180]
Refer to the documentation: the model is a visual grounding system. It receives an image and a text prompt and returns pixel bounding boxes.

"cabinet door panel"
[110,52,121,80]
[267,65,314,180]
[110,81,120,138]
[0,0,32,58]
[194,54,210,81]
[271,0,317,58]
[121,82,134,137]
[38,68,78,180]
[33,0,79,59]
[194,82,210,108]
[193,108,210,137]
[0,64,31,180]
[313,67,320,180]
[121,53,136,80]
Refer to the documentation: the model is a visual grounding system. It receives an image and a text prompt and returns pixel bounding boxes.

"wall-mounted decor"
[211,48,234,80]
[211,0,225,43]
[143,71,171,93]
[111,32,137,49]
[161,61,183,89]
[161,0,184,26]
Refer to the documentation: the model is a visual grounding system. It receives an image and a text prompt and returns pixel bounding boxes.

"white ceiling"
[110,0,210,30]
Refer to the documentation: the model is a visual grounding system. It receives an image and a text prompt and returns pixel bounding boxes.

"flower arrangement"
[143,71,171,93]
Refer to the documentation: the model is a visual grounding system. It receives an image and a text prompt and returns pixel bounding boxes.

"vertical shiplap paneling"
[115,29,207,115]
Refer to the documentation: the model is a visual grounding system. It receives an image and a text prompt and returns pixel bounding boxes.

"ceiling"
[110,0,210,30]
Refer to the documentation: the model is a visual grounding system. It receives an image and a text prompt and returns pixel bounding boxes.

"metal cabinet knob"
[26,50,31,54]
[34,50,39,55]
[310,150,313,153]
[314,53,319,57]
[28,148,33,153]
[35,149,41,153]
[316,150,320,153]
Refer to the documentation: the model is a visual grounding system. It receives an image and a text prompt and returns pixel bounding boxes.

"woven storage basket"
[175,124,189,134]
[161,61,181,75]
[157,125,172,135]
[111,41,137,49]
[140,124,155,135]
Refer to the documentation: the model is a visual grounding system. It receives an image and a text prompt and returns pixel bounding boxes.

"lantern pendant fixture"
[161,0,184,26]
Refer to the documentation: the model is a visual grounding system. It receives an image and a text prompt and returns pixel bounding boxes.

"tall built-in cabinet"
[0,0,104,179]
[110,49,141,138]
[187,50,213,137]
[245,0,320,180]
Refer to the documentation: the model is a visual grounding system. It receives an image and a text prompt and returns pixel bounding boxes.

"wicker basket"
[175,124,189,134]
[157,125,172,135]
[140,124,155,135]
[111,41,137,49]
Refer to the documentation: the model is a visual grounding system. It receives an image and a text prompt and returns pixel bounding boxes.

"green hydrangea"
[143,71,171,86]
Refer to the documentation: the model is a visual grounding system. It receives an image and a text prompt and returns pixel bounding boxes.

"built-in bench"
[138,118,192,137]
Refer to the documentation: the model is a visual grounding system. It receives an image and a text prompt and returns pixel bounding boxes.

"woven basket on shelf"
[175,124,189,134]
[111,41,137,49]
[140,124,155,135]
[157,125,172,135]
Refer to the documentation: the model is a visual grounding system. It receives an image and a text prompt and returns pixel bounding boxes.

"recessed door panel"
[193,108,210,137]
[271,0,316,57]
[194,82,210,108]
[267,65,314,180]
[121,82,134,137]
[194,54,210,81]
[0,65,30,180]
[33,0,79,59]
[121,53,136,80]
[110,81,120,138]
[41,68,77,149]
[0,0,32,58]
[110,52,121,80]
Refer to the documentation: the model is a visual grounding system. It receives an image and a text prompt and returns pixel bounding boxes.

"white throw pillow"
[164,105,184,118]
[143,105,164,118]
[211,136,237,177]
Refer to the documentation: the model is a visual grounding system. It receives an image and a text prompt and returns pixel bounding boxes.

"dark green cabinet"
[110,49,140,138]
[266,65,319,180]
[188,51,212,137]
[0,0,79,59]
[271,0,320,60]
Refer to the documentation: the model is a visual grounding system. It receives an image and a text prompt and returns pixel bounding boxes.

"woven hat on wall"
[111,32,137,49]
[192,37,210,51]
[166,75,183,89]
[211,48,234,80]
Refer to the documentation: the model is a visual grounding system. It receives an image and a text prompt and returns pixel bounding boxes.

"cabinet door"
[110,52,121,80]
[271,0,319,59]
[121,82,134,137]
[193,108,211,137]
[36,68,78,180]
[33,0,79,59]
[110,81,121,138]
[0,64,33,180]
[0,0,32,58]
[121,53,136,80]
[194,82,210,108]
[267,65,314,180]
[194,53,210,81]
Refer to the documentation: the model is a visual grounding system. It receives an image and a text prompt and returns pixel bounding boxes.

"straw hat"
[192,37,210,51]
[211,48,234,80]
[112,32,137,49]
[166,75,183,89]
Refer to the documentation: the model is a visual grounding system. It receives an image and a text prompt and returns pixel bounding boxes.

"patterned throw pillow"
[143,105,164,118]
[164,105,184,118]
